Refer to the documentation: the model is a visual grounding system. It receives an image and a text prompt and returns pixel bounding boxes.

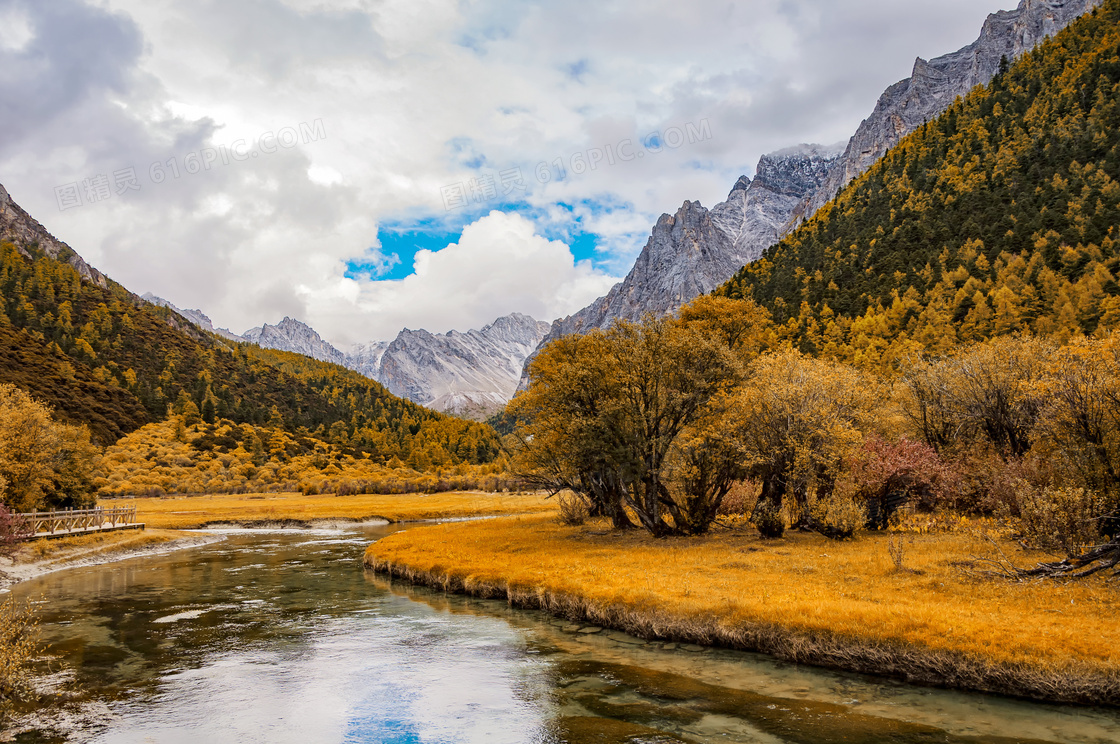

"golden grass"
[11,528,189,566]
[118,491,556,529]
[365,515,1120,705]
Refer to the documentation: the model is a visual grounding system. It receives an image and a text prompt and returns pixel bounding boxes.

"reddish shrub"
[848,437,956,527]
[0,503,30,557]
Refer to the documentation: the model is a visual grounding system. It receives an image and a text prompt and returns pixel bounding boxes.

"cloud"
[311,211,617,344]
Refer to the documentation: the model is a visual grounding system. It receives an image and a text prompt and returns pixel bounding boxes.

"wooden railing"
[18,506,139,536]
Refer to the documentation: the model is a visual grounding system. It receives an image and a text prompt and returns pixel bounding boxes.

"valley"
[2,0,1120,741]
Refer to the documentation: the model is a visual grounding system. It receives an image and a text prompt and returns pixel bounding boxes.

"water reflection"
[9,527,1120,743]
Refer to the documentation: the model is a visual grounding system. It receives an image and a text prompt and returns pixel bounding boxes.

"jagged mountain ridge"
[542,144,843,340]
[147,301,549,417]
[377,314,551,418]
[243,317,349,367]
[519,143,843,386]
[142,294,244,342]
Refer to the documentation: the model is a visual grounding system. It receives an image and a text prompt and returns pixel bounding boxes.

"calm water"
[7,525,1120,744]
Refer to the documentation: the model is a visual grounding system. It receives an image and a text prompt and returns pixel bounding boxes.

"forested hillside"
[718,1,1120,370]
[0,240,499,467]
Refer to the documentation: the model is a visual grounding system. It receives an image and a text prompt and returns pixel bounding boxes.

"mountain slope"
[0,184,499,464]
[518,0,1101,389]
[792,0,1104,227]
[718,0,1120,367]
[142,293,243,341]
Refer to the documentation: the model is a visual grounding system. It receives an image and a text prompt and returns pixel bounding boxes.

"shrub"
[753,501,786,539]
[846,437,954,526]
[716,481,759,517]
[1018,486,1107,557]
[806,490,868,540]
[556,491,590,526]
[0,502,29,558]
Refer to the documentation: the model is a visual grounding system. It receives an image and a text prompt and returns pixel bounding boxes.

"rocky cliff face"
[346,340,390,379]
[544,199,734,339]
[710,144,844,265]
[0,182,107,288]
[376,313,551,418]
[544,144,843,339]
[792,0,1103,224]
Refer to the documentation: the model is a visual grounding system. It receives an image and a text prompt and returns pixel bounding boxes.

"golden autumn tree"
[511,316,743,536]
[0,384,100,512]
[725,350,880,536]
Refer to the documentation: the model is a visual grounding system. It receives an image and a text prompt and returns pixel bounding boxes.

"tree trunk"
[1018,538,1120,580]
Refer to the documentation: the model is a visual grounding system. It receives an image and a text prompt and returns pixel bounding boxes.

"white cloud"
[311,211,616,344]
[0,5,34,53]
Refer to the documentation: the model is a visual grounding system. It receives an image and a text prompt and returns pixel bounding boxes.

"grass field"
[118,490,556,529]
[365,515,1120,705]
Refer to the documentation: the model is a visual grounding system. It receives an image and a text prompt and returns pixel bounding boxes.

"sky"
[0,0,1014,346]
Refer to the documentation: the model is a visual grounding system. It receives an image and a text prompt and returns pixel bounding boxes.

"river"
[7,524,1120,743]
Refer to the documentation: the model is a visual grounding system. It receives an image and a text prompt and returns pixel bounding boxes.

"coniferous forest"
[718,2,1120,371]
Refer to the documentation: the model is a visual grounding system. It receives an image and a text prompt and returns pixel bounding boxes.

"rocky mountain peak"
[728,175,752,195]
[752,143,847,198]
[243,317,347,366]
[519,143,846,390]
[372,312,550,418]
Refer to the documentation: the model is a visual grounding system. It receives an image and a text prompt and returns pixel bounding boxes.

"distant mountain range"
[142,295,548,419]
[0,185,500,461]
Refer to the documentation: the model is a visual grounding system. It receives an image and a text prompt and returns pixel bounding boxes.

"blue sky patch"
[345,195,642,284]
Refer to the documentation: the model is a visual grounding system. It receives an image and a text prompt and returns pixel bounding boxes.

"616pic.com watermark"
[441,119,712,211]
[52,119,327,212]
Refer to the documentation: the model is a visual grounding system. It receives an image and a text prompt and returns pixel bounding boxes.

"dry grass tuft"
[365,515,1120,705]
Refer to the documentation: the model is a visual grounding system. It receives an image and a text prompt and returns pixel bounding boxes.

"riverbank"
[0,529,223,591]
[115,490,554,529]
[364,514,1120,706]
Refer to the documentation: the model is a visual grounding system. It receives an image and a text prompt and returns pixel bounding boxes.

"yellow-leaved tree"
[0,384,100,513]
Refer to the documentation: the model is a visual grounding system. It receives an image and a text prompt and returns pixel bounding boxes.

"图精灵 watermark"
[440,119,712,211]
[53,119,328,212]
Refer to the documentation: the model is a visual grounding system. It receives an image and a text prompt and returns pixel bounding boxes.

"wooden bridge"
[18,506,144,540]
